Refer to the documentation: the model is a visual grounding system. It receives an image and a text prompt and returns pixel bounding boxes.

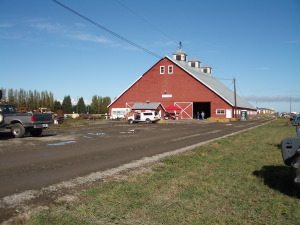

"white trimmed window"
[168,65,173,74]
[216,109,225,115]
[160,66,165,74]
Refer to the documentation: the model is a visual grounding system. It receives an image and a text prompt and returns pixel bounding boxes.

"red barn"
[108,49,256,119]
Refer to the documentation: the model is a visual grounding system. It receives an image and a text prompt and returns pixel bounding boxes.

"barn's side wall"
[109,58,251,119]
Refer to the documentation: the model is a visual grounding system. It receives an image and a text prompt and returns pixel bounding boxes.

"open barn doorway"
[193,102,211,119]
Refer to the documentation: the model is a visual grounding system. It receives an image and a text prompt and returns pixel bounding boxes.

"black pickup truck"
[0,104,53,138]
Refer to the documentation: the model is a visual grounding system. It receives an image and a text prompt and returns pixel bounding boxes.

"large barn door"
[175,102,193,119]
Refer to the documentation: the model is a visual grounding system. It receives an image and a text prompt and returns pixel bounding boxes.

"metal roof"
[173,49,188,56]
[189,57,200,62]
[131,102,162,110]
[202,64,211,68]
[166,56,256,110]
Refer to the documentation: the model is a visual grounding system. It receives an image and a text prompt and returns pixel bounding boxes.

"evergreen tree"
[0,88,6,103]
[77,97,86,114]
[62,95,72,114]
[53,100,62,112]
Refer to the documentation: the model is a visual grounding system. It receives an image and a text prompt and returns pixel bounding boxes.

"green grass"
[27,118,300,225]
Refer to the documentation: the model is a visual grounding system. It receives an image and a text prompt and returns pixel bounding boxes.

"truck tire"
[146,118,151,124]
[30,129,43,137]
[128,119,134,124]
[11,123,25,138]
[292,156,300,186]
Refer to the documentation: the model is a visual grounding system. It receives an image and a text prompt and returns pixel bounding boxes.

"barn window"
[216,109,225,115]
[168,65,173,74]
[160,66,165,74]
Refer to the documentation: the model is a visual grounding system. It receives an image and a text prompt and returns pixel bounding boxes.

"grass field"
[28,118,300,225]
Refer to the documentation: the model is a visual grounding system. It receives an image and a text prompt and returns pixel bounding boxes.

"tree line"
[0,88,111,114]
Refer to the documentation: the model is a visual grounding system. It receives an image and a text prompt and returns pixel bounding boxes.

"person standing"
[197,111,200,120]
[201,111,205,120]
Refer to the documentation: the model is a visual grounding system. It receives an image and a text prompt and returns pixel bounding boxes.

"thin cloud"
[74,22,86,28]
[25,17,49,23]
[0,33,20,40]
[259,67,270,71]
[154,40,177,47]
[67,33,111,44]
[287,39,299,44]
[0,23,13,28]
[245,96,300,102]
[30,22,112,44]
[30,22,66,33]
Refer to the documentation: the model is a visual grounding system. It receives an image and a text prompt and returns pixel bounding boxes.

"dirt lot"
[0,118,273,223]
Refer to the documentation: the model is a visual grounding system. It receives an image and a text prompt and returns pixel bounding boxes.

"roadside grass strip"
[27,119,300,225]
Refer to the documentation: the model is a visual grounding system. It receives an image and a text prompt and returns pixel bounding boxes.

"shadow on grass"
[253,165,300,198]
[267,142,281,149]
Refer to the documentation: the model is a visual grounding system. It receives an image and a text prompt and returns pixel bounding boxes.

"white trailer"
[110,108,131,120]
[127,111,161,124]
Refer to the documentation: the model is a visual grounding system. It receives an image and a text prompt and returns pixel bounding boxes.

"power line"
[51,0,163,59]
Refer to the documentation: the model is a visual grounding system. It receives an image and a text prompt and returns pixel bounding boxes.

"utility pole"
[233,77,237,118]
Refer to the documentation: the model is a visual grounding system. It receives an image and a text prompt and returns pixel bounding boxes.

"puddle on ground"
[120,129,135,134]
[86,133,108,136]
[47,141,78,146]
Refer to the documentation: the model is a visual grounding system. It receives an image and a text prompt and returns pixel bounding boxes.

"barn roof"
[131,102,163,110]
[166,56,256,110]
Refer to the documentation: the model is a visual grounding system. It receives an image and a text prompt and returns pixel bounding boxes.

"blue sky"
[1,0,299,113]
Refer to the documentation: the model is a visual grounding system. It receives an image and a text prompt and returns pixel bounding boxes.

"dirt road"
[0,118,272,221]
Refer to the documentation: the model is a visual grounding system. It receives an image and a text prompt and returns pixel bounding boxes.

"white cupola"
[201,64,212,74]
[188,58,201,68]
[173,49,188,62]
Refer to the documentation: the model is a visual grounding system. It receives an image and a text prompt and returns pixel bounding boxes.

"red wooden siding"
[109,57,237,119]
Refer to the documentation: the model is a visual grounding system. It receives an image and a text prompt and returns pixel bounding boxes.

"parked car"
[0,104,53,138]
